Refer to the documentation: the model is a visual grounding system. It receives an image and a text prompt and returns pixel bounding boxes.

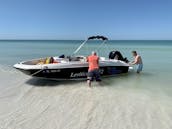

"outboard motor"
[109,51,129,63]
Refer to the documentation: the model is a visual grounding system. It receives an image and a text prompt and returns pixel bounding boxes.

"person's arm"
[97,57,99,65]
[131,60,135,63]
[129,59,135,65]
[131,56,140,65]
[86,57,89,62]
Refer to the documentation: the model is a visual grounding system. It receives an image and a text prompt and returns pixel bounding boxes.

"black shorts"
[87,69,101,81]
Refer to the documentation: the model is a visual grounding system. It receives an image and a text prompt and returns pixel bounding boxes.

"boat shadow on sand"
[25,78,86,87]
[25,77,117,87]
[25,71,153,87]
[25,77,113,87]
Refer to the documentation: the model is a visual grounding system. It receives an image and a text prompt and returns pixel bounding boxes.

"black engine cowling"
[109,51,129,63]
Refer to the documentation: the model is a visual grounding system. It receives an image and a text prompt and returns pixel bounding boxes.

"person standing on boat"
[130,51,143,73]
[87,51,101,87]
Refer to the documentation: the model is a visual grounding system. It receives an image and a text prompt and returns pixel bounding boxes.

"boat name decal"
[70,72,87,78]
[70,69,104,78]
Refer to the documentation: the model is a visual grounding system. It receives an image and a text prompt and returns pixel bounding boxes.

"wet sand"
[0,66,172,129]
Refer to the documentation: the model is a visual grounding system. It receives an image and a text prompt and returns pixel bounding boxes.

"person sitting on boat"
[45,57,53,64]
[87,51,101,87]
[130,51,143,73]
[37,57,58,64]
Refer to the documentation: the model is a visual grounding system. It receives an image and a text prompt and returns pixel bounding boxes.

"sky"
[0,0,172,40]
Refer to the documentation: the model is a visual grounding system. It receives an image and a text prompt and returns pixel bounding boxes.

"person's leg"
[87,79,91,87]
[87,71,93,87]
[137,64,143,73]
[95,69,101,82]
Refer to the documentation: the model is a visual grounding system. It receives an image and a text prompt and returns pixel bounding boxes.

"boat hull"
[16,66,129,80]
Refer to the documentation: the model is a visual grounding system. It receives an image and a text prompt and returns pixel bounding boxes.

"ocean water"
[0,40,172,129]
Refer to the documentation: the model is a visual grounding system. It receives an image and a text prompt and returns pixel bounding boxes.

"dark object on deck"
[59,54,65,58]
[109,51,129,63]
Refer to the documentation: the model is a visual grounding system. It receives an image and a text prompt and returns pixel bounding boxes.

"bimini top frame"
[73,35,108,55]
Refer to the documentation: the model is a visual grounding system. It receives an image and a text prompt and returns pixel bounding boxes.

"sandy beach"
[0,65,172,129]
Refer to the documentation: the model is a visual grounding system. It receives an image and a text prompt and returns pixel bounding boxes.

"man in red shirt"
[87,51,101,87]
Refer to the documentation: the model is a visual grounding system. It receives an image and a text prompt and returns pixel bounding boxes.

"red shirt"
[87,55,99,71]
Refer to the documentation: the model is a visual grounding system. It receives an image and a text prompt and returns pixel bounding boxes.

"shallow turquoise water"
[0,40,172,94]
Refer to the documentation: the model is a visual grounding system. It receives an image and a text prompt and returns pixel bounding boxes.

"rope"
[31,66,48,76]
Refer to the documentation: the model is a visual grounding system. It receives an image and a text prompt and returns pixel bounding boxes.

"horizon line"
[0,39,172,41]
